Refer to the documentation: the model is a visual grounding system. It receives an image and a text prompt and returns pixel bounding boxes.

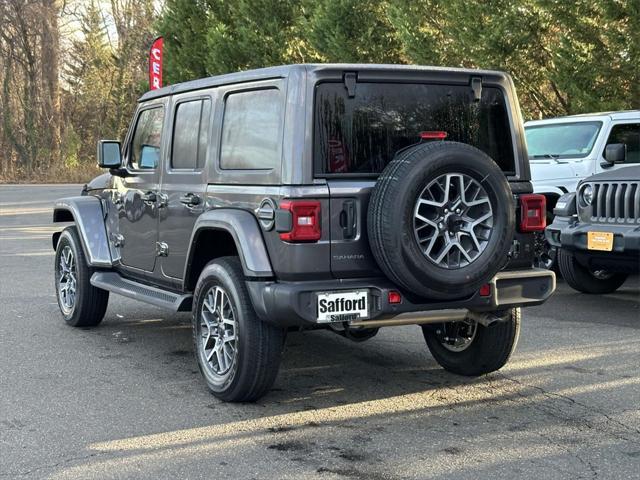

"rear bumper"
[247,268,556,327]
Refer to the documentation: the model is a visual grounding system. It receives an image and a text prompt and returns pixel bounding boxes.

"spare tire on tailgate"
[367,141,514,299]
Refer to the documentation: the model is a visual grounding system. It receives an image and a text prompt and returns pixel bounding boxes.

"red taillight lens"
[388,291,402,304]
[279,200,321,242]
[519,194,546,232]
[479,283,491,297]
[420,131,448,140]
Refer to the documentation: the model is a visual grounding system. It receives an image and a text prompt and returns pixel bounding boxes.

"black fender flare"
[52,196,112,267]
[184,209,274,279]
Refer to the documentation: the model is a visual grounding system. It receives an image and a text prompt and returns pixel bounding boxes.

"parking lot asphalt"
[1,184,639,480]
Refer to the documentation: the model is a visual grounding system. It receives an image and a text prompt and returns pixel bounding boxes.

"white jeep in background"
[524,110,640,268]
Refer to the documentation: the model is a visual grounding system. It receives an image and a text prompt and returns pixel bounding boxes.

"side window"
[606,123,640,163]
[171,98,211,170]
[220,88,282,170]
[130,107,164,170]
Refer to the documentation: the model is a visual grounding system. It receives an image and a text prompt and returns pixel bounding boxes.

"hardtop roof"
[138,63,510,102]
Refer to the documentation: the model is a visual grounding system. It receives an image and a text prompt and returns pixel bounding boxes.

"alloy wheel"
[413,173,493,269]
[199,286,238,376]
[435,320,478,352]
[57,246,77,314]
[591,269,614,280]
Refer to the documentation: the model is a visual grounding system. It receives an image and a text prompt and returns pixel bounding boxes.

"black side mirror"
[604,143,626,164]
[97,140,122,168]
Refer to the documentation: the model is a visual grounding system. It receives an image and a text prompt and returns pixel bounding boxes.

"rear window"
[314,82,515,175]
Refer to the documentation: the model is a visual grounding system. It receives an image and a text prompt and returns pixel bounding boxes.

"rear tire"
[423,308,520,376]
[192,257,285,402]
[557,249,627,294]
[54,226,109,327]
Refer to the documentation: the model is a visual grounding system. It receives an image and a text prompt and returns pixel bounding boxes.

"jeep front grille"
[590,182,640,223]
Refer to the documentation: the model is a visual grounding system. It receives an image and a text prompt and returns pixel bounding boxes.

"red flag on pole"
[149,36,164,90]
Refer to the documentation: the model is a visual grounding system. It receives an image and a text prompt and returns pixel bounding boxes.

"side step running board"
[90,271,192,312]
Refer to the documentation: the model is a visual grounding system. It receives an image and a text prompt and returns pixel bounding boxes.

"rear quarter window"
[314,82,515,175]
[220,88,283,170]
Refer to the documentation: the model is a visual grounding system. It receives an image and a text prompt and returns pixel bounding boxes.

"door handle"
[340,199,357,239]
[141,191,157,204]
[179,193,201,206]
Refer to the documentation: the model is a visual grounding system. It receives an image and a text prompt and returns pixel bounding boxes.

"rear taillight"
[279,200,321,242]
[519,194,546,232]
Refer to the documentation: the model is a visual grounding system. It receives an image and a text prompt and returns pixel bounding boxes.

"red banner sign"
[149,37,163,90]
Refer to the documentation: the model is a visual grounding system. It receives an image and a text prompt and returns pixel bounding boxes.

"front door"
[116,105,166,272]
[158,95,213,280]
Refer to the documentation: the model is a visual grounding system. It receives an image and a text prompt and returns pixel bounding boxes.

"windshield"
[525,121,602,159]
[314,82,515,175]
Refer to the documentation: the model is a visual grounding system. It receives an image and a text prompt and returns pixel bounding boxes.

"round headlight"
[581,184,593,206]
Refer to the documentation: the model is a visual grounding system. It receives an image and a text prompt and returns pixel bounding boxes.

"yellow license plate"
[587,231,614,251]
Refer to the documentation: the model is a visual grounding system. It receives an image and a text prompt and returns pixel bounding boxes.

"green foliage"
[158,0,638,119]
[157,0,306,77]
[156,0,213,83]
[4,0,636,181]
[62,127,81,169]
[304,0,402,63]
[205,0,303,72]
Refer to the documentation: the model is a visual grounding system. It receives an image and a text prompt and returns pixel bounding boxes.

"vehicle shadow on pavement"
[35,294,640,480]
[88,299,640,415]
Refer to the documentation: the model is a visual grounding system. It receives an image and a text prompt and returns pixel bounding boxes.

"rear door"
[158,93,214,280]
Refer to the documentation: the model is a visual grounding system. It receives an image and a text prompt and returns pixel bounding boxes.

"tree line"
[0,0,156,181]
[0,0,637,182]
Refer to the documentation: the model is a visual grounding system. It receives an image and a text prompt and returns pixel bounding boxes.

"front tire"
[192,257,285,402]
[423,308,521,376]
[557,249,627,294]
[54,226,109,327]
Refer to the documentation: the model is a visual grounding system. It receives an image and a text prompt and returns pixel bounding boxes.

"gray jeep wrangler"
[52,64,555,402]
[548,163,640,294]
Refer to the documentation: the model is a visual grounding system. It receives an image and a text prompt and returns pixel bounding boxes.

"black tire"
[423,308,521,376]
[54,226,109,327]
[192,256,285,402]
[557,249,627,294]
[368,141,515,299]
